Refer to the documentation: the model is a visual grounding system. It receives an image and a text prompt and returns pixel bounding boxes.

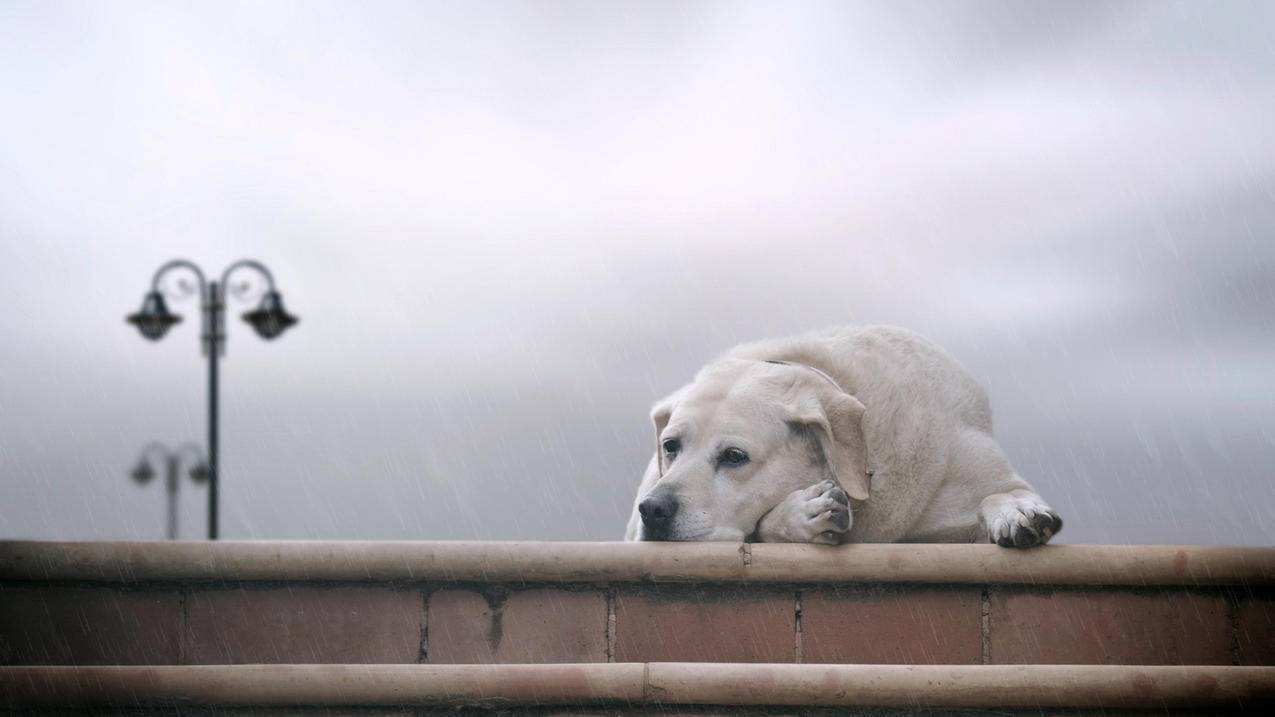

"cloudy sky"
[1,1,1272,544]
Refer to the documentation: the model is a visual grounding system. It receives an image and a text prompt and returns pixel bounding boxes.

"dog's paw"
[756,480,851,545]
[982,494,1062,548]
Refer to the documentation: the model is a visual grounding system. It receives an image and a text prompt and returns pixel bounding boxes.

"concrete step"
[3,663,1275,712]
[1,541,1273,713]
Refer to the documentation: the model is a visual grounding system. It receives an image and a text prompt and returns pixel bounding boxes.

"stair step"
[4,663,1273,710]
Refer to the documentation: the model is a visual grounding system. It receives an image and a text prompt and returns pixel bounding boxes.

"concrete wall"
[1,542,1271,667]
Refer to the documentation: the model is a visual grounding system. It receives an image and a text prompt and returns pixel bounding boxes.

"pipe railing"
[3,664,1273,709]
[1,541,1273,585]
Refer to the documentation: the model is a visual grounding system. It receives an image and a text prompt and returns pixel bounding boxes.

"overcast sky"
[1,1,1272,544]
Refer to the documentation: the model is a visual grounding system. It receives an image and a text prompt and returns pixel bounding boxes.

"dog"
[625,325,1061,547]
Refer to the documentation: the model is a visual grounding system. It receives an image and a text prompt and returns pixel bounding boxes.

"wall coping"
[2,541,1272,585]
[3,664,1273,708]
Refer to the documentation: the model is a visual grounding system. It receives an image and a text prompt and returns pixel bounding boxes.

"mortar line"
[178,587,189,666]
[980,586,991,665]
[418,588,429,664]
[1226,588,1241,666]
[794,589,803,663]
[606,586,617,663]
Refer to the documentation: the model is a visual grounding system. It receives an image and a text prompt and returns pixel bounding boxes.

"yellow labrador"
[625,326,1061,547]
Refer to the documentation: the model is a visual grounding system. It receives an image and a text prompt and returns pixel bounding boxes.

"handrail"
[2,664,1272,708]
[2,541,1272,585]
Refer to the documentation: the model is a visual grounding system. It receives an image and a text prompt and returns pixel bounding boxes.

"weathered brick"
[613,585,794,663]
[185,586,422,664]
[1237,589,1275,666]
[989,588,1231,664]
[0,585,181,665]
[428,588,607,663]
[800,586,982,664]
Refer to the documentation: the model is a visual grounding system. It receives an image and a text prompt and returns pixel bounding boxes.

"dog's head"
[637,359,869,541]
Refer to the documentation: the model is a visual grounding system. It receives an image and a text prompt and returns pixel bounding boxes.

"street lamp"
[129,442,209,540]
[126,259,298,540]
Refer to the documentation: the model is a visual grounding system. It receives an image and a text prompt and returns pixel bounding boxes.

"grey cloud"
[1,1,1272,545]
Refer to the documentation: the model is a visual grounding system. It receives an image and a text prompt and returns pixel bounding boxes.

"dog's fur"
[624,326,1061,547]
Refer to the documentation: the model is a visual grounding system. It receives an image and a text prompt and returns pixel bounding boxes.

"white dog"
[625,326,1061,547]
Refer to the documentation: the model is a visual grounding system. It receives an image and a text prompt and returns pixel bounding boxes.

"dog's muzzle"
[637,490,679,541]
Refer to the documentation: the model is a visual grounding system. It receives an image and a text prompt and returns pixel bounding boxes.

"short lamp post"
[126,259,298,540]
[130,442,209,540]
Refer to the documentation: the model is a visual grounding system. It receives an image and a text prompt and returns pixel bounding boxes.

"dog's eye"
[662,438,681,456]
[719,447,749,466]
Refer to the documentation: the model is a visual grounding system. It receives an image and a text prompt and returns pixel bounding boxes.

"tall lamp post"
[130,442,209,540]
[126,259,298,540]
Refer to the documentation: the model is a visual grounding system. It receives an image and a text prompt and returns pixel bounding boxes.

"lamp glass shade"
[126,291,182,340]
[242,291,298,339]
[130,461,156,484]
[188,462,210,484]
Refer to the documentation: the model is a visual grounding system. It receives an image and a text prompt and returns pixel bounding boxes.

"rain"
[0,0,1272,548]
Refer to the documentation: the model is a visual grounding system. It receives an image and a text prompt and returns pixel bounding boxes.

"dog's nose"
[638,491,679,530]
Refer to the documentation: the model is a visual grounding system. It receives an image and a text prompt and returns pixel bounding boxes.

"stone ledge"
[2,664,1272,709]
[3,541,1273,586]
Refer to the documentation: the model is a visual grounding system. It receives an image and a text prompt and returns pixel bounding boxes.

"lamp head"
[188,461,210,484]
[126,291,182,340]
[130,460,156,484]
[242,291,298,339]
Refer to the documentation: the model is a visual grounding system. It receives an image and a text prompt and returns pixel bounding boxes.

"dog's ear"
[650,385,689,468]
[788,384,870,501]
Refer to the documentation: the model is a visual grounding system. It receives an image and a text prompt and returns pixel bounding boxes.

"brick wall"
[1,543,1271,668]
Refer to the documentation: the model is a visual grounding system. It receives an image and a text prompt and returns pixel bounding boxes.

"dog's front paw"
[756,480,851,545]
[981,493,1062,548]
